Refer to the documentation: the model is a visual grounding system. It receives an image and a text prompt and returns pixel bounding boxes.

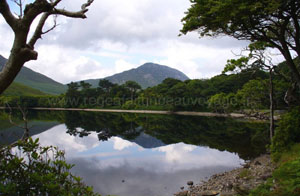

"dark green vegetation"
[63,80,142,108]
[63,112,269,160]
[2,82,46,96]
[247,107,300,196]
[0,110,269,160]
[0,64,291,113]
[1,0,299,195]
[250,144,300,196]
[271,107,300,160]
[67,68,288,112]
[181,0,300,89]
[81,63,190,89]
[0,55,66,95]
[180,0,300,194]
[0,138,100,196]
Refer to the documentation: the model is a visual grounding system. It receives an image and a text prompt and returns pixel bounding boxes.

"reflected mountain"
[0,110,269,159]
[0,110,270,196]
[130,132,165,148]
[0,121,59,145]
[60,111,269,160]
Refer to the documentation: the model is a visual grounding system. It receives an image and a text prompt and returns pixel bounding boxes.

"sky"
[0,0,254,84]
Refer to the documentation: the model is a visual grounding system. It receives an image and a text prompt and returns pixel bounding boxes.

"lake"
[0,110,269,196]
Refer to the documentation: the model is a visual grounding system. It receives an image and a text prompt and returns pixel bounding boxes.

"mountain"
[131,132,166,149]
[83,63,190,88]
[0,120,60,145]
[0,55,67,95]
[2,82,46,96]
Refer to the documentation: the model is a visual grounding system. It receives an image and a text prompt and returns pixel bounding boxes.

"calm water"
[0,110,269,196]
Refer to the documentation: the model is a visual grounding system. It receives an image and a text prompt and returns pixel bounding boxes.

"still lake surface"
[0,110,269,196]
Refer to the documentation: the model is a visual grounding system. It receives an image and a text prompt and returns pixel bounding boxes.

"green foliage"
[0,95,65,108]
[239,169,253,180]
[272,157,300,195]
[223,57,250,73]
[223,41,274,74]
[0,138,100,195]
[138,71,268,111]
[123,80,142,99]
[208,93,237,113]
[181,0,297,50]
[0,59,290,113]
[271,107,300,156]
[2,82,46,96]
[236,79,269,110]
[181,0,279,35]
[98,79,115,94]
[122,100,136,110]
[250,144,300,196]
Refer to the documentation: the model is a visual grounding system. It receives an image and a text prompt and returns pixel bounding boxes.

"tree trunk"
[0,0,93,95]
[280,45,300,91]
[269,69,275,141]
[0,47,37,95]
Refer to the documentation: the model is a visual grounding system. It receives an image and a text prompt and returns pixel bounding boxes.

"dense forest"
[1,58,297,114]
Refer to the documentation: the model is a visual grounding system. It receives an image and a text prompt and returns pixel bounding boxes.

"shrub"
[271,107,300,158]
[122,100,136,110]
[250,144,300,196]
[0,138,100,196]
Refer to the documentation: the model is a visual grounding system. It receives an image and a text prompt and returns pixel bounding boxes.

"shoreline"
[0,107,279,120]
[175,154,275,196]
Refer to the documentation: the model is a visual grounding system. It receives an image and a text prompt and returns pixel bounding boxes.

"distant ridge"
[0,55,66,95]
[82,63,189,88]
[3,82,46,96]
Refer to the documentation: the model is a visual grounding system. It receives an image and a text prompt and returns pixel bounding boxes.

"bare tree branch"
[42,15,58,34]
[51,0,63,7]
[28,12,51,48]
[0,0,94,95]
[22,0,53,26]
[28,0,93,48]
[12,0,24,18]
[52,0,94,18]
[52,8,89,19]
[82,0,94,10]
[0,0,18,31]
[5,103,32,141]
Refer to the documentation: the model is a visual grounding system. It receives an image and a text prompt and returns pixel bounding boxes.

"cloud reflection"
[112,137,134,150]
[32,124,243,196]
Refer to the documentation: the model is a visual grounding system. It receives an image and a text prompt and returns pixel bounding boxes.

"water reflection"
[61,111,269,160]
[0,110,269,196]
[32,124,243,196]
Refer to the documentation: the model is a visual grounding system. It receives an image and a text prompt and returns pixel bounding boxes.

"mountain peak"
[82,62,189,89]
[140,62,161,67]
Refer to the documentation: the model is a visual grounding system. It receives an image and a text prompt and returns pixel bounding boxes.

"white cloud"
[32,124,99,157]
[25,45,116,83]
[114,59,139,74]
[156,143,243,170]
[158,143,196,163]
[112,137,134,151]
[0,0,251,84]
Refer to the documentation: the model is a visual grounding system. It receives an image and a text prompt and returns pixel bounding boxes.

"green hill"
[82,63,190,88]
[0,55,67,95]
[2,82,46,96]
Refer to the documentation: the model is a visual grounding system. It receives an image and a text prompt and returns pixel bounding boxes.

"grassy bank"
[250,144,300,196]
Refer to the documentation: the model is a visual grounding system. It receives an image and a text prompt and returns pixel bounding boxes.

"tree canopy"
[181,0,300,86]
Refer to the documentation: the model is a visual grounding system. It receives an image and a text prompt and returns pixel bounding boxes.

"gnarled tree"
[181,0,300,88]
[0,0,94,95]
